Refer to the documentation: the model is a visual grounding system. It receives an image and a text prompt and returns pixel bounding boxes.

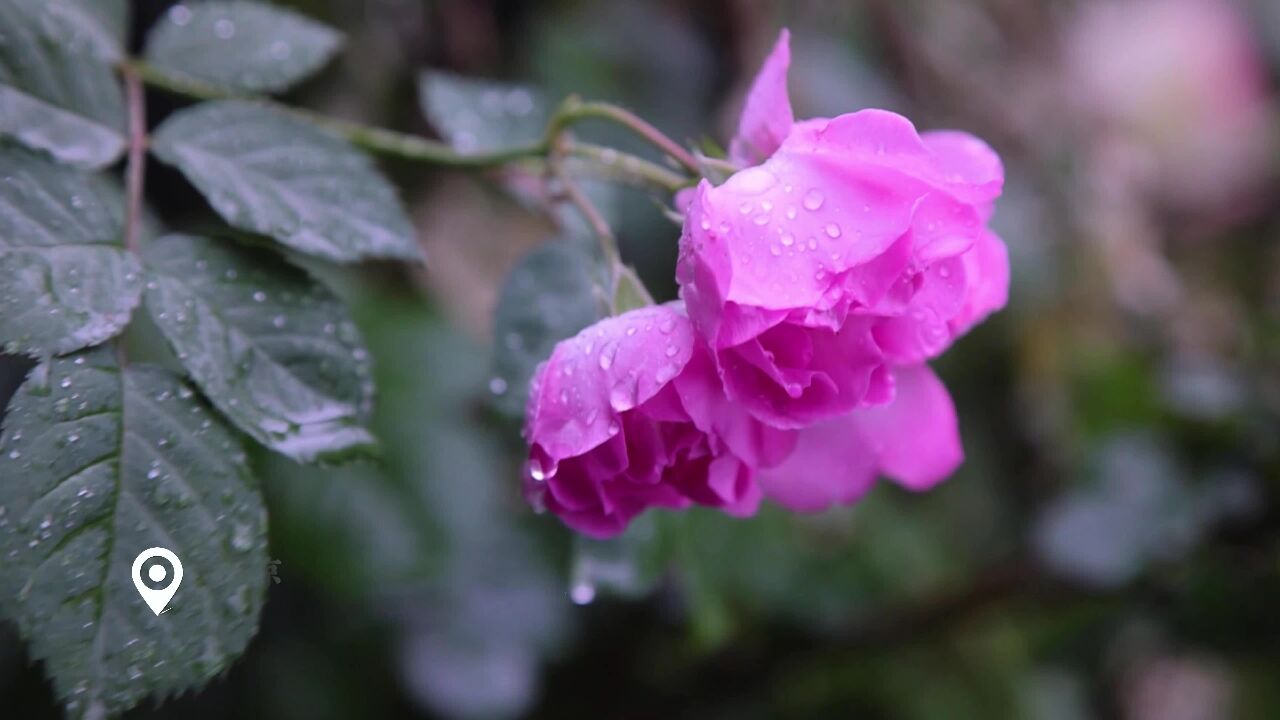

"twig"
[121,59,697,190]
[547,97,701,174]
[122,64,147,254]
[568,141,690,193]
[551,150,618,267]
[116,63,148,367]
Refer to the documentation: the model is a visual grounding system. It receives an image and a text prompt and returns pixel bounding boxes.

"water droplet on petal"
[529,458,547,482]
[803,189,825,211]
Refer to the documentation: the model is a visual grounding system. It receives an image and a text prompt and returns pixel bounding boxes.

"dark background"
[3,0,1280,717]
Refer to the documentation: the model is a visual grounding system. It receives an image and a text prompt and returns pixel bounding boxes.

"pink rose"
[523,304,780,538]
[522,30,1011,533]
[678,30,1008,429]
[757,364,963,510]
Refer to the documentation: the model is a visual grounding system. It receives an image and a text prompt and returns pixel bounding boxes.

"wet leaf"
[0,0,125,167]
[0,348,267,720]
[611,264,653,314]
[151,101,422,263]
[143,234,376,463]
[418,71,549,154]
[145,1,343,94]
[10,0,127,62]
[0,146,141,356]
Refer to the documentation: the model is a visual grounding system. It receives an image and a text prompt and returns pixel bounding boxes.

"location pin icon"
[132,547,183,616]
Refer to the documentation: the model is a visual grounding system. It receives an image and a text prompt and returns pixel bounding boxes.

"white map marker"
[132,547,183,616]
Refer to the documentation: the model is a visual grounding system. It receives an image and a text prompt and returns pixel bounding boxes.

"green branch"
[121,59,695,192]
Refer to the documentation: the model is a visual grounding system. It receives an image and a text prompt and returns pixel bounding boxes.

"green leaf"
[490,239,606,415]
[418,71,549,153]
[611,263,653,314]
[151,101,422,263]
[0,146,141,356]
[144,1,344,94]
[142,234,376,463]
[0,1,125,168]
[0,348,267,720]
[10,0,127,62]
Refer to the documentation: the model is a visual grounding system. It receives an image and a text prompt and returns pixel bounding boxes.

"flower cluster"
[523,30,1009,537]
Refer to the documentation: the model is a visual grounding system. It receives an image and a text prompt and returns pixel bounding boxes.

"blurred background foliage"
[4,0,1280,717]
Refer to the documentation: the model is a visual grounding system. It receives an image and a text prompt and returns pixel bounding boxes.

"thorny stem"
[120,59,696,193]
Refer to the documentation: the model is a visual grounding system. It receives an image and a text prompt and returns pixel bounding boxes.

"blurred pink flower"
[678,30,1008,431]
[523,304,780,537]
[1066,0,1274,207]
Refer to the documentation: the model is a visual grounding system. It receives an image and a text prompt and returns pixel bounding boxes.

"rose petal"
[854,364,962,490]
[673,341,798,467]
[526,304,696,461]
[758,412,879,511]
[921,130,1006,211]
[669,453,762,517]
[679,156,919,319]
[729,29,794,166]
[950,229,1010,336]
[796,110,1005,206]
[872,256,968,364]
[719,316,883,429]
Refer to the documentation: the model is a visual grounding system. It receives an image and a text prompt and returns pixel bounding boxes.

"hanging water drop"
[570,582,596,605]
